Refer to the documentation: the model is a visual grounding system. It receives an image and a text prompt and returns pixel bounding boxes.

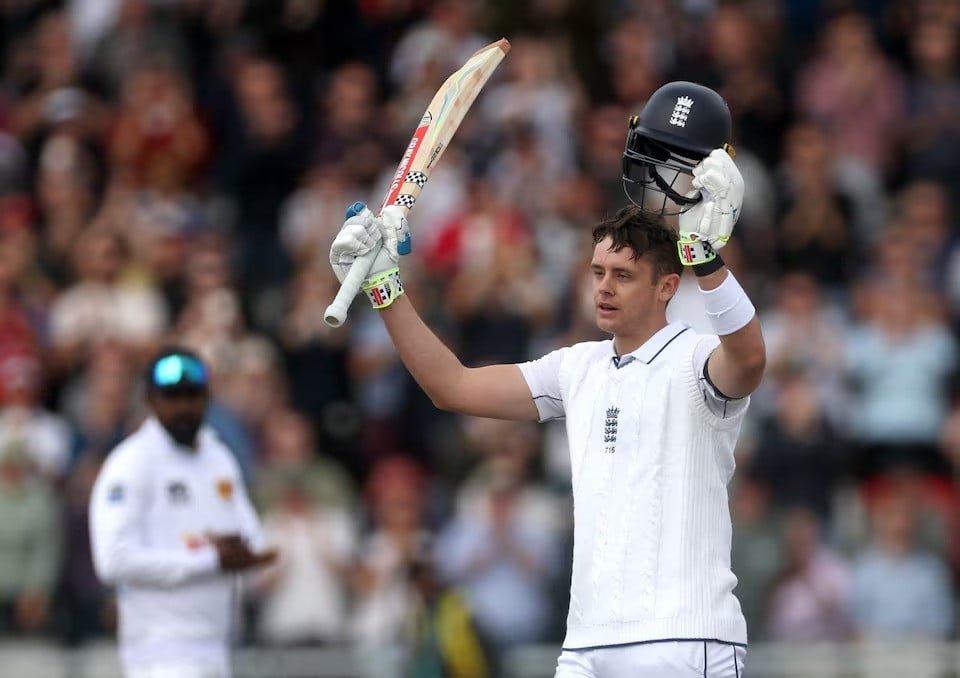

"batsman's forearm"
[698,267,766,398]
[379,296,468,410]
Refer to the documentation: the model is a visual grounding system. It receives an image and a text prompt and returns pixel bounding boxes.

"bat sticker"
[405,171,428,187]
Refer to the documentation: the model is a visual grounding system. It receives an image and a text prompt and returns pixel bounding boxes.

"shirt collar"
[611,322,689,368]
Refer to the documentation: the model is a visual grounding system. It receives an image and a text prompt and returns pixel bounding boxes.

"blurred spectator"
[279,265,353,443]
[900,18,960,214]
[109,54,210,195]
[351,455,431,675]
[314,62,383,193]
[765,507,853,642]
[852,487,954,639]
[580,103,632,209]
[31,130,100,286]
[437,419,564,658]
[280,164,358,268]
[844,278,956,477]
[84,0,191,96]
[481,34,580,213]
[8,10,108,153]
[347,305,414,462]
[214,55,309,299]
[887,181,952,296]
[427,176,552,365]
[388,0,487,97]
[795,7,906,178]
[0,131,27,196]
[751,367,845,520]
[214,335,287,458]
[0,438,61,635]
[48,227,168,372]
[60,340,138,463]
[772,120,858,288]
[698,4,789,167]
[600,13,667,109]
[55,453,113,645]
[173,239,244,361]
[404,540,490,678]
[252,412,357,646]
[0,353,72,481]
[243,0,371,89]
[758,271,849,430]
[254,408,355,519]
[0,217,40,371]
[729,475,783,642]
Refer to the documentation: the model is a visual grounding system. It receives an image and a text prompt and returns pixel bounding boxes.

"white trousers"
[556,640,746,678]
[124,660,231,678]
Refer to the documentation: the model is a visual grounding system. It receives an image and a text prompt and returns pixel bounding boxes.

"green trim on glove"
[677,233,718,267]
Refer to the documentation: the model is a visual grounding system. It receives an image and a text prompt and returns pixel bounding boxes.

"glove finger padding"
[329,208,379,284]
[679,148,743,251]
[379,205,411,263]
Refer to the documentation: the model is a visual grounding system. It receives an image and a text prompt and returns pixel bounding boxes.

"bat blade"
[324,38,510,328]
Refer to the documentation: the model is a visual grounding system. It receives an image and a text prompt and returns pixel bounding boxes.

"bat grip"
[323,201,375,328]
[323,247,378,327]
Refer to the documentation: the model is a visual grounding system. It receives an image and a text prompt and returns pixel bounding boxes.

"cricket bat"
[323,38,511,328]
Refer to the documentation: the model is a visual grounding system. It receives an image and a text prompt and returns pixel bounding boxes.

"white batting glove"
[678,148,744,252]
[329,204,404,309]
[377,204,412,264]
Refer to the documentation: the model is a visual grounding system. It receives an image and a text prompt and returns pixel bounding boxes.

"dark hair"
[591,205,683,281]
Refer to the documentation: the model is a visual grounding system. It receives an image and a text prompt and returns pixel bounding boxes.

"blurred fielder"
[330,81,765,677]
[90,347,277,678]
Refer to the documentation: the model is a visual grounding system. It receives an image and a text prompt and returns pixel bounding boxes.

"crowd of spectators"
[2,0,960,673]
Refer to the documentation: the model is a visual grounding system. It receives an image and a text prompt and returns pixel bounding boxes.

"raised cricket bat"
[323,38,511,327]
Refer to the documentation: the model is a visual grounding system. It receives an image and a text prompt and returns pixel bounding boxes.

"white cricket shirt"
[90,417,265,668]
[518,322,749,649]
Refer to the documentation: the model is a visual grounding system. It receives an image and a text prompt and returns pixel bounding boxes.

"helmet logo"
[669,96,694,128]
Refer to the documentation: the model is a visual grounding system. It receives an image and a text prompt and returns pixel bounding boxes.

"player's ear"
[658,272,681,302]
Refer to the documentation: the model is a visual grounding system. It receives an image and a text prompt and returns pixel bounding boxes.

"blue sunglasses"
[152,354,208,390]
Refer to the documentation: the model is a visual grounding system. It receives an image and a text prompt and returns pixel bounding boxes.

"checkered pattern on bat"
[405,171,428,187]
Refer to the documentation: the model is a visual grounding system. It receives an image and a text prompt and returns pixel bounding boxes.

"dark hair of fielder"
[592,205,683,281]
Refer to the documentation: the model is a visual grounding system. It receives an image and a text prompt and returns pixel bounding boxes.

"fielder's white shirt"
[518,322,749,649]
[90,417,265,668]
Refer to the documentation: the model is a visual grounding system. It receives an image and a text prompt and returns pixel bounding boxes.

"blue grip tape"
[345,201,366,219]
[398,236,412,256]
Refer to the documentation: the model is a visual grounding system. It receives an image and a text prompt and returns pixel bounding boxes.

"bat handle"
[323,249,378,327]
[324,201,374,328]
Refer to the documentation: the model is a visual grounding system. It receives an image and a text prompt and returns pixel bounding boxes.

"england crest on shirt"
[604,406,620,453]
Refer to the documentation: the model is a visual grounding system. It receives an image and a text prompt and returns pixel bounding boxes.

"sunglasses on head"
[152,354,208,390]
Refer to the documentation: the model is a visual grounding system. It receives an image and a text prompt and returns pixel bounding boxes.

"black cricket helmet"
[622,81,734,215]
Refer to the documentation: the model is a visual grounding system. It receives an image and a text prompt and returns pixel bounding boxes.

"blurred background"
[0,0,960,676]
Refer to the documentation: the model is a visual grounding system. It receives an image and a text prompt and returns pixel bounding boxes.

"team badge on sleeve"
[216,478,234,501]
[108,484,125,503]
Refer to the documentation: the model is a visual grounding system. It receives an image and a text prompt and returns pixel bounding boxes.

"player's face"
[590,237,675,342]
[149,388,209,447]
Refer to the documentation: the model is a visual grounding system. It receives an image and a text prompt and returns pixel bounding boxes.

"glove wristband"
[362,267,404,310]
[678,235,727,276]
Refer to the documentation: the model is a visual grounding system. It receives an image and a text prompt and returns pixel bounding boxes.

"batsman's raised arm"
[328,205,539,422]
[676,147,765,399]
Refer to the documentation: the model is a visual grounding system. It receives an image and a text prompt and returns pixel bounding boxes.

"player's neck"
[613,318,670,357]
